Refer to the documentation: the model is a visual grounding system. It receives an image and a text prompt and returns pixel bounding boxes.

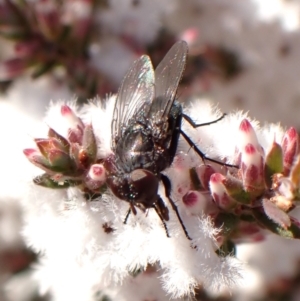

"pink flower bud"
[14,40,41,57]
[209,173,237,210]
[61,105,84,143]
[234,222,265,243]
[282,127,299,175]
[238,119,263,156]
[182,190,218,215]
[61,105,82,124]
[23,148,41,160]
[85,164,106,191]
[0,58,28,81]
[35,137,69,157]
[195,164,216,190]
[183,190,200,207]
[241,143,264,196]
[88,164,106,182]
[23,148,53,172]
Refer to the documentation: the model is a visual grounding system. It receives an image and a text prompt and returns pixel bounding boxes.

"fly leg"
[181,114,238,168]
[124,203,137,224]
[180,129,237,167]
[124,199,170,237]
[124,209,131,224]
[182,113,226,127]
[161,174,192,240]
[153,200,170,238]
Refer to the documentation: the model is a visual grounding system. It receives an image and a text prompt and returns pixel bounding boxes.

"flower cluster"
[22,98,245,301]
[208,119,300,244]
[0,0,111,99]
[23,104,107,194]
[21,89,300,301]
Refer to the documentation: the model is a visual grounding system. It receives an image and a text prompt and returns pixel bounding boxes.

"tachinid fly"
[104,41,234,240]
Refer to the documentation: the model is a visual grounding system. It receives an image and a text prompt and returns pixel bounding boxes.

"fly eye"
[130,169,159,205]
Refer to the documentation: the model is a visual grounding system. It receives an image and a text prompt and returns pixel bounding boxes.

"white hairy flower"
[22,96,247,301]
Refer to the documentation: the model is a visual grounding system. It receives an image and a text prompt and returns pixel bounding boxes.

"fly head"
[106,168,164,214]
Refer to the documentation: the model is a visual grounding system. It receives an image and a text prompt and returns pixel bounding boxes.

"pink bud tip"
[61,105,73,116]
[88,164,106,181]
[210,173,225,183]
[23,149,37,156]
[244,143,256,155]
[287,127,297,140]
[183,191,199,207]
[239,119,252,133]
[0,58,27,81]
[239,223,261,236]
[92,165,104,176]
[196,164,216,190]
[291,217,300,227]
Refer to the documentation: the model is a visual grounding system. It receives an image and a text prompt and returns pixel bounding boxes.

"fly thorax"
[115,126,155,172]
[152,117,169,141]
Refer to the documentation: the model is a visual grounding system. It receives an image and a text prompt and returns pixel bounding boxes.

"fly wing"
[111,55,155,150]
[152,40,188,119]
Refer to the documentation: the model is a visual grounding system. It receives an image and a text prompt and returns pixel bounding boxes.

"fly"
[104,41,236,240]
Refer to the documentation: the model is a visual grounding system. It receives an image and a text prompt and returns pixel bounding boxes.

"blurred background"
[2,0,300,300]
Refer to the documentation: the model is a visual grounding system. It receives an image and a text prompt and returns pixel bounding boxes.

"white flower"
[22,96,247,300]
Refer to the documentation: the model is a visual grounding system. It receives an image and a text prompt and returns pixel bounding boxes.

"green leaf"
[128,266,143,278]
[290,155,300,188]
[0,26,29,40]
[223,175,252,204]
[33,173,81,189]
[262,198,291,229]
[31,61,55,79]
[82,124,97,163]
[189,167,202,190]
[214,212,239,238]
[47,149,75,173]
[253,208,300,239]
[216,240,236,257]
[48,128,70,153]
[264,141,283,187]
